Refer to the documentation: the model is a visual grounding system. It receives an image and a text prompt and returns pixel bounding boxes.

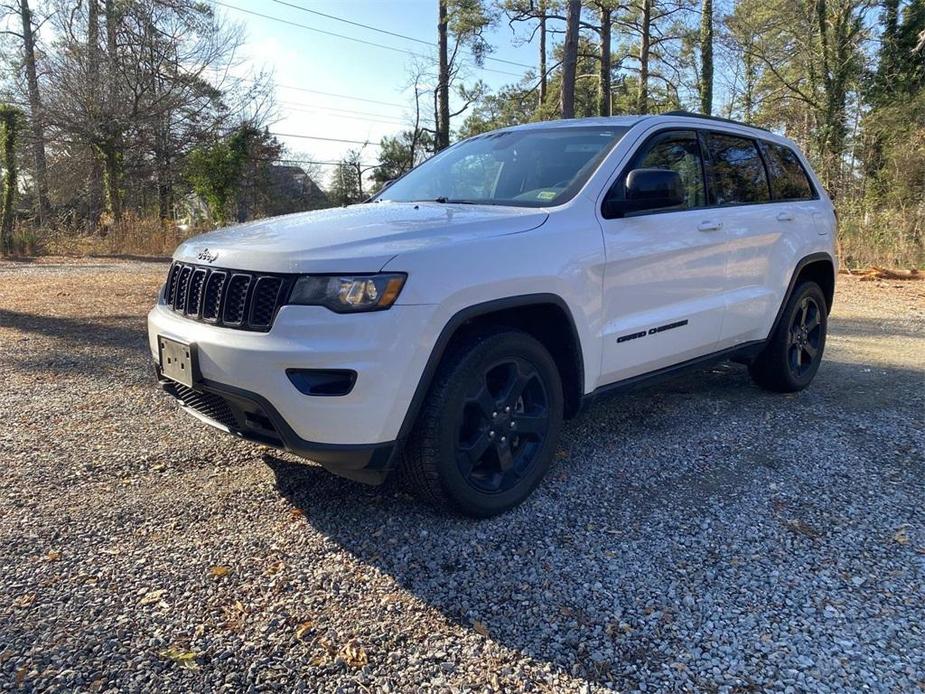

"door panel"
[598,129,727,385]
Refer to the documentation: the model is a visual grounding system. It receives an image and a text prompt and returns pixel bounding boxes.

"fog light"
[286,369,357,396]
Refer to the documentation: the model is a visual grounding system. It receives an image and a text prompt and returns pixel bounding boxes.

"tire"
[749,281,828,392]
[401,328,564,517]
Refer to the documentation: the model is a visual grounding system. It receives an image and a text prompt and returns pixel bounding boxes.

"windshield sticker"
[537,191,557,200]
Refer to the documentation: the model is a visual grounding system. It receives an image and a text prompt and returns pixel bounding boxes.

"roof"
[500,111,771,136]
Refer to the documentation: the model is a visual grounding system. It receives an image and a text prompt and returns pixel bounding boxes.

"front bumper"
[156,368,396,484]
[147,301,440,483]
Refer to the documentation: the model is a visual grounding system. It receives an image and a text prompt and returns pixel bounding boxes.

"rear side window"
[763,142,816,200]
[707,133,771,205]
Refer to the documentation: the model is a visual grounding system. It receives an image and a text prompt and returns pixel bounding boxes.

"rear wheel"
[749,281,828,392]
[401,329,564,517]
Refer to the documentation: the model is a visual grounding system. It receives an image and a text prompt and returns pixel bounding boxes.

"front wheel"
[401,329,564,517]
[749,281,828,392]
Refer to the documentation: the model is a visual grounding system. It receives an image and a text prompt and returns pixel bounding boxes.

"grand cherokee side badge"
[197,248,219,263]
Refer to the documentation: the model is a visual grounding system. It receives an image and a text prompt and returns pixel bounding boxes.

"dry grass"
[6,205,924,271]
[12,213,207,258]
[837,202,924,270]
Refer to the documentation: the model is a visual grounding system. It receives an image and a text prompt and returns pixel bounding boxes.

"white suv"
[149,112,836,516]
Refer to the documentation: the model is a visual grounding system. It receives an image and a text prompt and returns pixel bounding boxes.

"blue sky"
[214,0,548,180]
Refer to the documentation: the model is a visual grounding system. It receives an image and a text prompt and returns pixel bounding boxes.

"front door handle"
[697,220,722,232]
[777,211,794,222]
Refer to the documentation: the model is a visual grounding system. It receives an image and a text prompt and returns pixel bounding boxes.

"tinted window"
[613,130,706,211]
[707,133,771,205]
[376,126,629,208]
[763,142,815,200]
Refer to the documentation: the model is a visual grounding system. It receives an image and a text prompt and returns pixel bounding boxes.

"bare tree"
[699,0,713,114]
[560,0,582,117]
[16,0,49,223]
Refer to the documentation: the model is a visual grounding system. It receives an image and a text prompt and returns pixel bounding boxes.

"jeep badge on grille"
[197,248,219,263]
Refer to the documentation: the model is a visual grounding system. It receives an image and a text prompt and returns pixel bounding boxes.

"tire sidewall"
[433,332,564,517]
[779,282,828,390]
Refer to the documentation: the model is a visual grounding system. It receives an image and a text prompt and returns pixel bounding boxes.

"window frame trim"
[757,139,820,202]
[601,127,712,219]
[599,125,820,220]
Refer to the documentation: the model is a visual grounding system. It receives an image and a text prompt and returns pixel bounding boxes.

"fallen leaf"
[160,647,200,670]
[13,594,36,608]
[210,565,230,578]
[16,667,27,685]
[785,518,821,539]
[893,526,910,545]
[46,550,61,562]
[139,589,166,605]
[472,620,490,637]
[339,640,368,669]
[266,560,285,575]
[295,621,314,640]
[289,508,305,521]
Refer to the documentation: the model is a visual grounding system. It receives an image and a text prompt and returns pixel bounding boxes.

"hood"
[174,202,549,273]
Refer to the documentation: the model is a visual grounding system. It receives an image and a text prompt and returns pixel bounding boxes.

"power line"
[224,75,406,108]
[211,0,523,78]
[268,0,534,70]
[270,131,383,146]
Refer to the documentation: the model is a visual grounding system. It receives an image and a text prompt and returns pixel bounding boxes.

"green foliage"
[371,130,434,190]
[185,124,282,224]
[0,104,22,256]
[328,150,364,206]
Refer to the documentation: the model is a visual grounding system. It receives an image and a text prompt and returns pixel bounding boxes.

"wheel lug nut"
[504,406,511,413]
[489,430,495,438]
[492,411,497,418]
[510,421,515,428]
[501,436,506,443]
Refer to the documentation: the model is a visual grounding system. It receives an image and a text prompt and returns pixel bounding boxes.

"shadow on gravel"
[264,356,924,687]
[0,309,146,348]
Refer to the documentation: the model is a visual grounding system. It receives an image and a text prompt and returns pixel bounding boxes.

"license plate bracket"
[158,336,199,388]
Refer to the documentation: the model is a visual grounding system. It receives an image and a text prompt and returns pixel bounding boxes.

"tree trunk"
[637,0,651,114]
[0,109,18,256]
[103,0,123,223]
[436,0,450,151]
[538,1,547,108]
[599,4,612,116]
[19,0,50,225]
[699,0,714,115]
[560,0,581,119]
[87,0,104,229]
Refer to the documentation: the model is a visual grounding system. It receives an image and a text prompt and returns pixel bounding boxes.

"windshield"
[374,126,630,208]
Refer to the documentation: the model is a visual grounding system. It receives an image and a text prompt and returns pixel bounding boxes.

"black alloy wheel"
[401,329,564,517]
[788,295,823,378]
[456,357,550,494]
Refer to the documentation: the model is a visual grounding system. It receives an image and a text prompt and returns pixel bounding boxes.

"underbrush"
[837,201,924,270]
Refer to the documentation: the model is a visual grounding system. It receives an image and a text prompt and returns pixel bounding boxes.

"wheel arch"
[397,294,585,441]
[769,252,836,338]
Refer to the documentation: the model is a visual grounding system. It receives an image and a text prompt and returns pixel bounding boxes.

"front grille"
[162,261,292,332]
[163,380,238,430]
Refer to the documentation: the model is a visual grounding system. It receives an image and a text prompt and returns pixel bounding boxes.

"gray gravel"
[1,258,923,692]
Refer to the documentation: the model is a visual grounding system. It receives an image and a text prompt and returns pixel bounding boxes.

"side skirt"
[580,339,766,409]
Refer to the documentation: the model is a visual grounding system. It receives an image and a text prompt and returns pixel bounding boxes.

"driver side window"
[610,130,707,212]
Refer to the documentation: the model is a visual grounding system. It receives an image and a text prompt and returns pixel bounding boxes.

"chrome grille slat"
[160,261,290,332]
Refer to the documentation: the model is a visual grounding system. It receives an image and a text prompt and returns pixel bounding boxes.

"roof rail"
[660,110,770,132]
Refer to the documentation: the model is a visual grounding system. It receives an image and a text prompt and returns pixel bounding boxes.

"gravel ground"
[1,257,923,693]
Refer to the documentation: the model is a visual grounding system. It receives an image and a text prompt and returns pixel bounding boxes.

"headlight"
[288,273,406,313]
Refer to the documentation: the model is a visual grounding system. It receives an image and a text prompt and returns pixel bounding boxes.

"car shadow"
[263,355,924,687]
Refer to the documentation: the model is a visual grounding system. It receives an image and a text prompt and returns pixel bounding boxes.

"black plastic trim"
[395,293,585,441]
[582,339,767,407]
[768,252,836,335]
[157,368,396,485]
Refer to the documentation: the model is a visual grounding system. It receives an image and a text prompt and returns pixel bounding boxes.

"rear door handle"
[777,211,794,222]
[697,220,722,232]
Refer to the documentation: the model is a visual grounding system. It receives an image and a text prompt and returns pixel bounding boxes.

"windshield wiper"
[415,197,478,205]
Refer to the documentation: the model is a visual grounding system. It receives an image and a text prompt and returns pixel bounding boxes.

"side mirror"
[604,168,686,218]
